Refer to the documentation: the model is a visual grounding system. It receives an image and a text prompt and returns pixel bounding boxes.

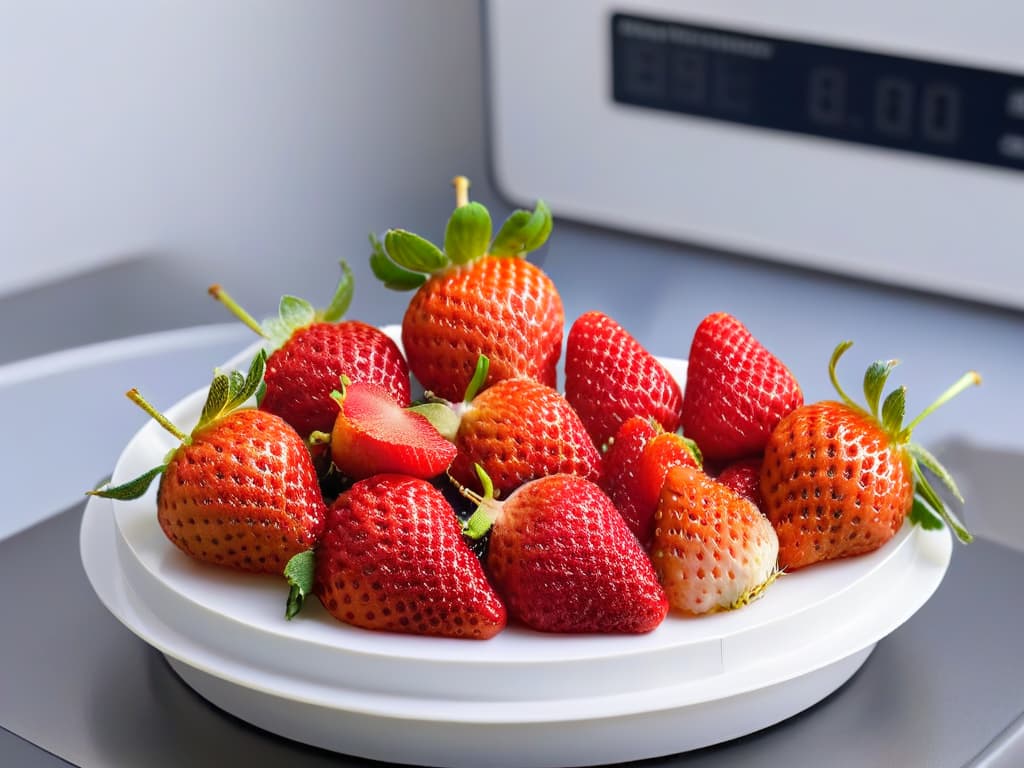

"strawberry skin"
[486,474,668,633]
[262,320,411,439]
[632,432,700,547]
[760,402,913,570]
[402,257,563,402]
[448,377,601,497]
[330,382,456,480]
[717,458,765,509]
[652,466,778,615]
[315,475,506,639]
[600,416,659,540]
[565,311,683,449]
[681,313,802,464]
[158,409,327,574]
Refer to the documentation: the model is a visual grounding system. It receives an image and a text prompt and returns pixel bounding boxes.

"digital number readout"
[612,14,1024,172]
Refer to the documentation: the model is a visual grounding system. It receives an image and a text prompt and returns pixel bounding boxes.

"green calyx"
[284,549,316,620]
[210,261,355,351]
[454,464,501,541]
[87,351,267,502]
[828,341,981,544]
[370,175,553,291]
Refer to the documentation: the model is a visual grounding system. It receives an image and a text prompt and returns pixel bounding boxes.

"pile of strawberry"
[92,176,980,641]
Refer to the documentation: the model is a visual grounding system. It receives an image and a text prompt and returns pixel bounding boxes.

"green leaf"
[199,373,231,428]
[320,261,354,323]
[284,550,316,620]
[384,229,448,272]
[239,349,267,404]
[369,233,427,291]
[880,385,906,435]
[408,403,461,442]
[908,443,964,503]
[863,359,898,419]
[444,202,492,265]
[87,464,167,500]
[279,295,316,334]
[227,370,245,402]
[256,380,267,406]
[913,463,973,543]
[910,494,944,530]
[490,200,552,256]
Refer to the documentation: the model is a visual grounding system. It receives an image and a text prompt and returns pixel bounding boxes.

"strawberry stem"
[126,388,190,444]
[208,284,268,339]
[463,355,490,404]
[902,371,982,437]
[453,175,470,208]
[828,341,859,410]
[452,465,501,540]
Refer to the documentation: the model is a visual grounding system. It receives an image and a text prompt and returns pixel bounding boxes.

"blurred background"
[0,0,1020,537]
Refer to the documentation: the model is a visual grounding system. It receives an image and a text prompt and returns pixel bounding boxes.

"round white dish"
[80,342,954,767]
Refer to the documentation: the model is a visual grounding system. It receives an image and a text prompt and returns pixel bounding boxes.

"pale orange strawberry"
[761,342,978,570]
[371,176,563,401]
[90,353,326,575]
[652,465,778,615]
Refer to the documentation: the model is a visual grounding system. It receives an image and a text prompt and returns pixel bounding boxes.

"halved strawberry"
[328,379,456,480]
[463,471,668,634]
[565,311,683,449]
[210,261,411,440]
[286,474,506,640]
[652,465,779,615]
[681,312,802,464]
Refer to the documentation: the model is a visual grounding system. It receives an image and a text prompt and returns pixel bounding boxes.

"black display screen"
[612,13,1024,172]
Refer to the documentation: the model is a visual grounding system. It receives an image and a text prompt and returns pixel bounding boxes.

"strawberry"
[371,176,563,401]
[565,311,683,449]
[90,352,326,574]
[210,261,410,440]
[760,342,979,570]
[717,458,764,509]
[681,312,803,464]
[652,465,779,615]
[462,471,668,633]
[599,415,659,536]
[441,357,601,498]
[632,432,701,545]
[286,474,506,639]
[601,418,701,548]
[328,379,456,480]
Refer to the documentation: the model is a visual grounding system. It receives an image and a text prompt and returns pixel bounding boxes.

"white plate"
[80,338,954,767]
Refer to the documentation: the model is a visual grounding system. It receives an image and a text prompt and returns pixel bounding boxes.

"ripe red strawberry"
[652,465,779,615]
[717,458,764,509]
[210,261,410,440]
[565,311,683,449]
[601,418,701,548]
[90,353,326,575]
[293,474,505,639]
[760,342,978,570]
[463,472,668,633]
[681,312,803,464]
[600,415,659,535]
[371,176,563,401]
[329,380,456,480]
[444,362,601,498]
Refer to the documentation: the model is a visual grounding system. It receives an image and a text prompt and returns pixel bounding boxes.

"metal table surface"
[2,496,1023,768]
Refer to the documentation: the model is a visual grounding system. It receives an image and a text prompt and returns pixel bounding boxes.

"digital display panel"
[612,13,1024,172]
